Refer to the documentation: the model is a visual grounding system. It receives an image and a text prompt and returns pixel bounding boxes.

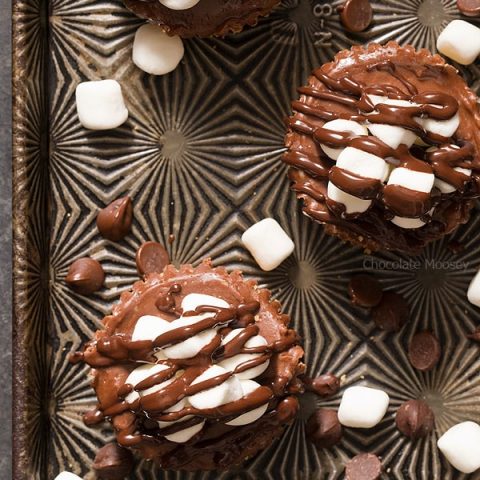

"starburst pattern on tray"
[12,0,480,478]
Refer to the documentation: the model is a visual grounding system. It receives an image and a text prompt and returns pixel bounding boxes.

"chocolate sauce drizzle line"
[286,60,478,219]
[76,284,298,448]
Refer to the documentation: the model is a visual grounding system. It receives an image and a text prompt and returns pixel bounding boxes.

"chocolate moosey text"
[285,43,480,253]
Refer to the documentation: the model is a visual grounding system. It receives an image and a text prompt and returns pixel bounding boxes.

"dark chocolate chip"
[447,240,464,254]
[135,241,169,276]
[348,274,383,307]
[276,396,299,424]
[96,196,133,241]
[468,326,480,342]
[303,373,340,397]
[457,0,480,16]
[65,257,105,295]
[408,331,441,371]
[83,406,105,427]
[338,0,373,33]
[306,408,343,448]
[371,292,409,332]
[345,453,383,480]
[93,443,134,480]
[395,399,434,439]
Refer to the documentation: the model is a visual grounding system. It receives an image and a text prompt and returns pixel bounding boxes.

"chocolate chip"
[306,408,342,448]
[83,407,105,426]
[93,443,134,480]
[447,240,464,254]
[345,453,382,480]
[371,292,409,332]
[276,396,299,424]
[348,274,383,307]
[96,196,133,241]
[457,0,480,17]
[303,373,340,397]
[65,257,105,295]
[135,241,169,276]
[338,0,373,33]
[468,326,480,342]
[408,331,441,371]
[395,399,434,439]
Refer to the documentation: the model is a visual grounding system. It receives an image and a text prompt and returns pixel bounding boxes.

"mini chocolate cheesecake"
[77,260,305,470]
[284,43,480,253]
[124,0,279,38]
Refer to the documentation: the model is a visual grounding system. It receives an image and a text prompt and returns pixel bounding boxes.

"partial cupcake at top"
[284,42,480,254]
[77,259,304,470]
[124,0,279,38]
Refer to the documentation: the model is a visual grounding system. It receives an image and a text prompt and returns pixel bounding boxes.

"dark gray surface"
[1,0,12,477]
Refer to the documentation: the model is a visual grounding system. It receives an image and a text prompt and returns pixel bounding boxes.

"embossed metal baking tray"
[12,0,480,478]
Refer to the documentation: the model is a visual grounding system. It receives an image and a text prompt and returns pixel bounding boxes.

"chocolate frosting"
[285,43,480,253]
[75,260,304,470]
[123,0,280,38]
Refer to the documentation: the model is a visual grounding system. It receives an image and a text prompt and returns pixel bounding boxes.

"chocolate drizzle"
[285,43,480,253]
[76,261,305,469]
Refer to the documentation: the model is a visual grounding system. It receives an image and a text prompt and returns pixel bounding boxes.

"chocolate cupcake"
[124,0,279,38]
[78,260,305,470]
[284,42,480,253]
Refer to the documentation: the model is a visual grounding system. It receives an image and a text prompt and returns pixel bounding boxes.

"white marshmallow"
[54,473,82,480]
[132,24,184,76]
[124,363,169,403]
[188,365,243,410]
[226,380,268,426]
[162,326,217,359]
[437,20,480,65]
[327,182,372,214]
[338,386,389,428]
[434,167,471,194]
[159,0,200,9]
[241,218,295,271]
[132,315,171,342]
[181,293,229,313]
[319,119,368,160]
[437,421,480,473]
[416,113,460,139]
[336,146,389,181]
[157,398,190,428]
[75,80,128,130]
[391,216,426,229]
[164,420,205,443]
[368,96,418,109]
[387,167,434,193]
[218,329,269,380]
[467,269,480,307]
[368,123,417,149]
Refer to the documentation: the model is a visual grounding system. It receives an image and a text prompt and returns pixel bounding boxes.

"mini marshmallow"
[54,473,82,480]
[437,20,480,65]
[467,270,480,307]
[242,218,295,271]
[319,119,368,160]
[226,380,269,426]
[338,386,389,428]
[218,329,269,380]
[437,421,480,473]
[181,293,229,313]
[434,167,471,194]
[162,326,217,359]
[336,146,389,181]
[391,216,426,229]
[132,24,184,75]
[188,365,243,410]
[75,80,128,130]
[132,315,170,342]
[416,113,460,139]
[368,123,417,150]
[164,420,205,443]
[387,167,434,193]
[159,0,200,9]
[124,363,169,403]
[327,182,372,214]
